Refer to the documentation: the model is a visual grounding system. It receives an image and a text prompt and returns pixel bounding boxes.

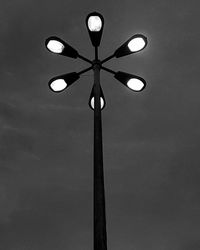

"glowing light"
[88,16,102,32]
[47,40,65,53]
[90,97,104,109]
[50,79,67,92]
[127,78,144,91]
[128,37,146,52]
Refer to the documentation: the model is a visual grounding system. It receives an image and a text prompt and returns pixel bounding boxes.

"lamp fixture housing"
[45,36,79,58]
[49,72,80,92]
[88,84,106,110]
[86,12,104,47]
[114,71,146,92]
[114,34,147,58]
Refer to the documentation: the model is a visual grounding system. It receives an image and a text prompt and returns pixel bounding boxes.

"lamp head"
[114,71,146,92]
[89,85,106,110]
[49,72,80,93]
[86,12,104,47]
[114,34,147,58]
[45,36,78,58]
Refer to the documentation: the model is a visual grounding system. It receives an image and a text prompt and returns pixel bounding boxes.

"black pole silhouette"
[93,59,107,250]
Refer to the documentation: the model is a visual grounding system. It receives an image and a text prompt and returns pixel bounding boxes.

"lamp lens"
[88,16,102,32]
[128,37,146,52]
[50,79,67,92]
[47,40,65,53]
[127,78,144,91]
[91,97,104,109]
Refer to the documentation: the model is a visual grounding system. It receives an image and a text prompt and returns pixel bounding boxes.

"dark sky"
[0,0,200,249]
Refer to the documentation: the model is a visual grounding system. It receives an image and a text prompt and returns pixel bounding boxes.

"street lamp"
[114,34,147,58]
[114,71,146,91]
[86,12,104,48]
[45,12,147,250]
[48,72,80,92]
[89,84,106,110]
[45,36,79,58]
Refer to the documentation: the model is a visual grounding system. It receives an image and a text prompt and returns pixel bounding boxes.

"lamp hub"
[92,59,101,70]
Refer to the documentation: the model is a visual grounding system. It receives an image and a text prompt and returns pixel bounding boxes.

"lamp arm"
[77,54,93,64]
[101,66,116,75]
[101,53,115,64]
[78,66,93,75]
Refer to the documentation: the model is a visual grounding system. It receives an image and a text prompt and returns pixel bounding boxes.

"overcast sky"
[0,0,200,249]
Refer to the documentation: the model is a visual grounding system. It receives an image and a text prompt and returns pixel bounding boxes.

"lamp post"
[45,12,147,250]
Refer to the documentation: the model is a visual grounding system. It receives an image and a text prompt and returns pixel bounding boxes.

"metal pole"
[93,61,107,250]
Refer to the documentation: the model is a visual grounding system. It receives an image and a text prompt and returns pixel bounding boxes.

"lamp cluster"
[45,12,147,109]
